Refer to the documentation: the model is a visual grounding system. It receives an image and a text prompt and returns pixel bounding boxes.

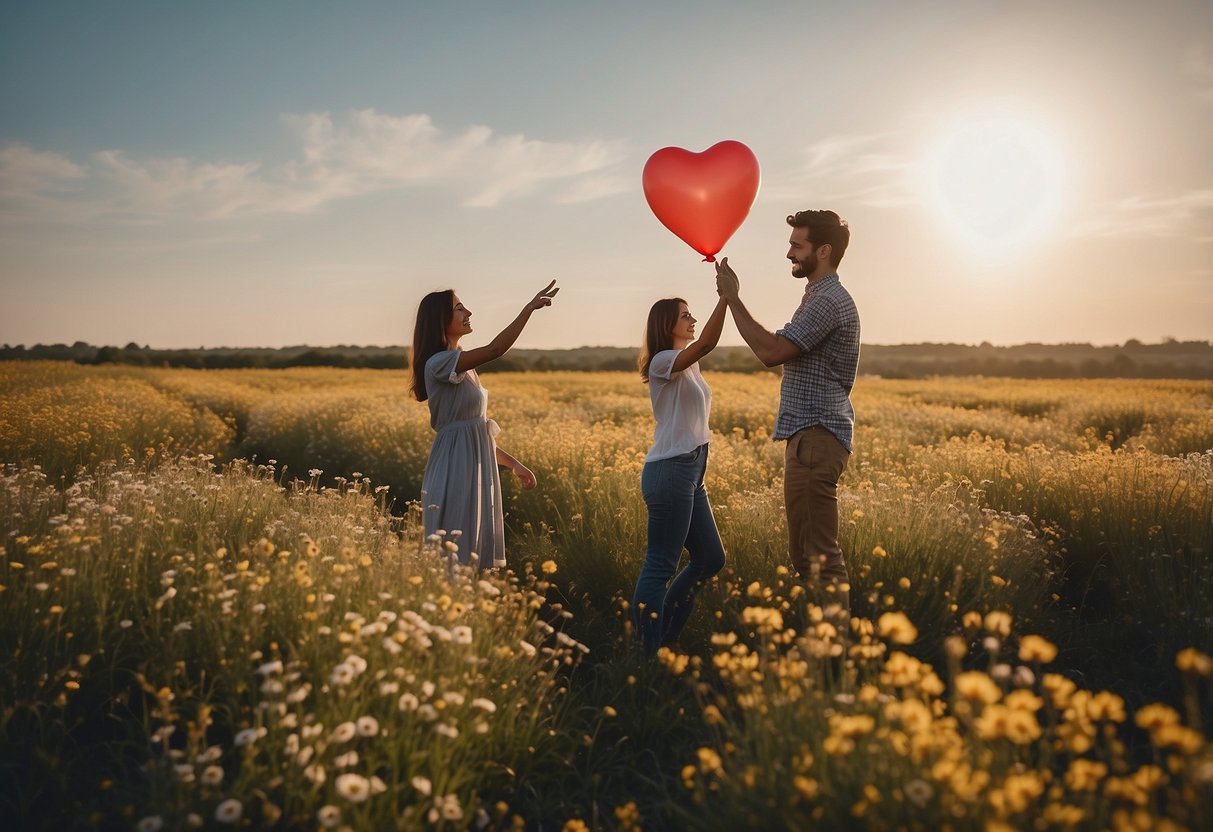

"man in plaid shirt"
[715,209,860,612]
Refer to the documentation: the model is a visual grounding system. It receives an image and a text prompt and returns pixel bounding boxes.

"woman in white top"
[409,281,559,568]
[631,294,729,654]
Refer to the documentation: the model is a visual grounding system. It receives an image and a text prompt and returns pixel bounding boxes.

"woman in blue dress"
[632,294,729,654]
[409,281,558,568]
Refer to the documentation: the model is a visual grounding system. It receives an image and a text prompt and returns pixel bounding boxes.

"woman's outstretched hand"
[526,280,560,311]
[513,463,537,490]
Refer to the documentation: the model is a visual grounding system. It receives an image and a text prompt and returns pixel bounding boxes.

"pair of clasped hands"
[713,257,741,300]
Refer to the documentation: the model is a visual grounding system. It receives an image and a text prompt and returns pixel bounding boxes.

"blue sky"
[2,0,1211,349]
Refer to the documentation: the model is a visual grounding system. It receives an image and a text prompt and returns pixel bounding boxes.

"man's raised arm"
[714,257,802,368]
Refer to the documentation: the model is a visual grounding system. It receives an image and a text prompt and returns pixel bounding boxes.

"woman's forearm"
[697,296,729,351]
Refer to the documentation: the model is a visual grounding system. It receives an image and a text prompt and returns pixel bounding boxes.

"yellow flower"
[1134,703,1180,733]
[1131,765,1167,792]
[877,612,918,645]
[1042,673,1077,709]
[793,775,819,800]
[741,606,783,631]
[832,714,876,737]
[696,746,723,775]
[1005,690,1044,713]
[988,771,1045,816]
[1175,647,1213,677]
[657,647,689,676]
[1151,724,1203,754]
[1018,635,1058,663]
[954,671,1001,704]
[613,801,640,830]
[871,545,888,558]
[1087,691,1127,723]
[1003,708,1042,745]
[1041,803,1085,827]
[541,560,558,575]
[887,698,933,734]
[1065,759,1107,792]
[983,610,1013,637]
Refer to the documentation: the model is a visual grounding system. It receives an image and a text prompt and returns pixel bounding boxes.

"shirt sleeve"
[778,295,838,352]
[648,349,681,381]
[425,349,464,385]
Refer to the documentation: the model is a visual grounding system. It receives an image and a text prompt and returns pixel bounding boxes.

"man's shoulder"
[818,277,857,313]
[796,280,850,314]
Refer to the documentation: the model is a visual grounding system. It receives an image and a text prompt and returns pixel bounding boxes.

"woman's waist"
[435,416,499,435]
[644,440,709,464]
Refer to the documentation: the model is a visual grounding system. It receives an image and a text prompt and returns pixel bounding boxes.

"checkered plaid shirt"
[773,273,861,450]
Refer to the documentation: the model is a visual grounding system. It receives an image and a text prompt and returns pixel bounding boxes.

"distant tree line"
[0,342,408,370]
[2,339,1211,379]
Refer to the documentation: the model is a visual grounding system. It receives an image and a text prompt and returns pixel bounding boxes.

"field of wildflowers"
[1,361,1210,830]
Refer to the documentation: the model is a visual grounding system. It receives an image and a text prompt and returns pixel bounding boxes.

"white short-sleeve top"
[645,349,712,462]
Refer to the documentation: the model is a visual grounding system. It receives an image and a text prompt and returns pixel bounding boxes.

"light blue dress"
[420,349,505,568]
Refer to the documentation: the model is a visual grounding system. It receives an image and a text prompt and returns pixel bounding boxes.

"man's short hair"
[787,209,850,268]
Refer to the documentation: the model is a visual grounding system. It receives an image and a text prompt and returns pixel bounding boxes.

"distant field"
[2,362,1211,829]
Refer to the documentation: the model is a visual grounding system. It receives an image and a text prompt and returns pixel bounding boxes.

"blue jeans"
[631,444,726,654]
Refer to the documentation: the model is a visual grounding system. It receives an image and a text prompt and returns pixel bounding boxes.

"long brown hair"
[638,297,685,382]
[410,289,455,402]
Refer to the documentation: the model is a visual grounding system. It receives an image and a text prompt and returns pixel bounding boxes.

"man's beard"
[791,251,818,277]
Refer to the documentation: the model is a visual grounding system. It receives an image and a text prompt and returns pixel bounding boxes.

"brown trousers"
[784,426,851,602]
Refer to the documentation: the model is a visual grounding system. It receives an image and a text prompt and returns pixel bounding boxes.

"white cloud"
[766,133,917,208]
[1071,189,1213,240]
[0,145,90,220]
[554,174,632,204]
[0,110,629,224]
[0,145,85,192]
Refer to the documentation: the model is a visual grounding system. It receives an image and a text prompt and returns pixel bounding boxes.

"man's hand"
[715,257,740,300]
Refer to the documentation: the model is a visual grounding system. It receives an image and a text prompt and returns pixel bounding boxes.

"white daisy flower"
[334,773,371,803]
[233,727,265,747]
[331,721,357,743]
[213,798,242,824]
[316,805,341,829]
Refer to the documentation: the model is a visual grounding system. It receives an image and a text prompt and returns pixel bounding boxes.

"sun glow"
[926,115,1065,251]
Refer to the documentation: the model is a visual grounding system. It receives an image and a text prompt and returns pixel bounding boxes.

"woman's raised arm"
[456,280,559,373]
[672,295,728,373]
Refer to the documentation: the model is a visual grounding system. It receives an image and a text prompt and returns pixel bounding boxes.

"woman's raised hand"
[525,280,560,311]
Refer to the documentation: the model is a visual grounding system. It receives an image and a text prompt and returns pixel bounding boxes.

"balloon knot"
[703,255,716,263]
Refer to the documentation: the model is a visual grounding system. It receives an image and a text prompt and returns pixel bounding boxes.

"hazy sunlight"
[925,116,1065,252]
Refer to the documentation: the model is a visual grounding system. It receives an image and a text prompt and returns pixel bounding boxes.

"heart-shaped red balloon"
[643,140,761,262]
